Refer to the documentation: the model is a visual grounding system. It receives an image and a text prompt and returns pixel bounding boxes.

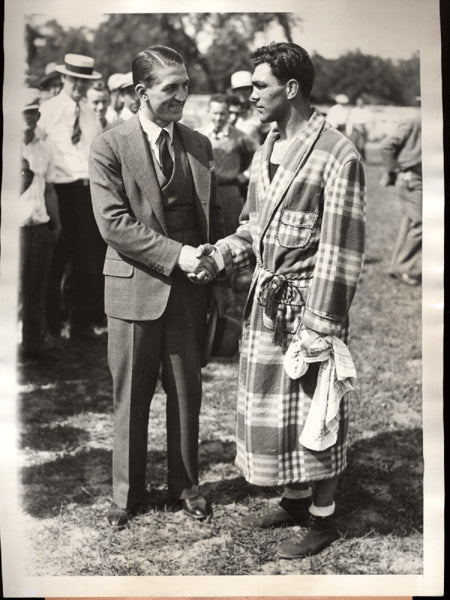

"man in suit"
[89,45,225,527]
[197,42,365,559]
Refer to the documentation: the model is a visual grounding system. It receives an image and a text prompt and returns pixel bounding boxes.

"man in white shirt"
[86,82,110,131]
[89,45,226,527]
[326,93,351,133]
[18,89,61,360]
[38,53,106,341]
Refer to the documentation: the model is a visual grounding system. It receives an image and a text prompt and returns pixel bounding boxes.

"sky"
[24,0,433,60]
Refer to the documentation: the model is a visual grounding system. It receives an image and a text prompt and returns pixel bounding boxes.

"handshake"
[177,243,221,284]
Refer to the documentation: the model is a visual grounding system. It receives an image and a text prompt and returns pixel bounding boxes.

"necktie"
[71,102,81,145]
[157,129,173,179]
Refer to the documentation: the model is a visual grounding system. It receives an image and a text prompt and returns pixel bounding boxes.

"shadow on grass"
[20,447,112,518]
[337,427,423,538]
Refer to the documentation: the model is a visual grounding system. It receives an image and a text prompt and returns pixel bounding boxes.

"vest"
[152,129,202,246]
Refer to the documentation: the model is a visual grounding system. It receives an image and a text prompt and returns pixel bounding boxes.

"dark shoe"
[242,497,310,529]
[182,495,211,520]
[277,514,340,559]
[389,272,421,286]
[106,506,130,528]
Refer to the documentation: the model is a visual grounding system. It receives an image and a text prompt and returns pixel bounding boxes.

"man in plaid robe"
[195,42,366,558]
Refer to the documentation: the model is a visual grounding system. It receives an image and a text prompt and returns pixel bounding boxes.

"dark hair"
[251,42,315,98]
[209,93,229,106]
[226,92,242,107]
[39,71,62,92]
[132,45,184,87]
[90,80,108,92]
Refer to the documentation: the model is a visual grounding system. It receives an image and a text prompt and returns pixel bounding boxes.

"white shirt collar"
[59,88,77,107]
[138,110,174,146]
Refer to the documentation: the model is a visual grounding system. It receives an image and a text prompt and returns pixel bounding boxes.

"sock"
[282,486,312,500]
[309,501,335,518]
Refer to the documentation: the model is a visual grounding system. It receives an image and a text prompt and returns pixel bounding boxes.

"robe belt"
[256,263,312,347]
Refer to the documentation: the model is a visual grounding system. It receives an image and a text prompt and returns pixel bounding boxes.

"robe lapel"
[258,112,327,247]
[120,116,168,235]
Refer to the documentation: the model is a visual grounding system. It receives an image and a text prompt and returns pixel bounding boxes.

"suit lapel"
[120,116,168,234]
[258,112,327,246]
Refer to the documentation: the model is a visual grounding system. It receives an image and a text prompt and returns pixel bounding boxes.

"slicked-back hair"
[251,42,315,99]
[132,45,184,88]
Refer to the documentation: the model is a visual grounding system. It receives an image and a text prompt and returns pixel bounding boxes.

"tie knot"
[158,129,170,144]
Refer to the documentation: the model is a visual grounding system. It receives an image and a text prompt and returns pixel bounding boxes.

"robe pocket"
[277,210,318,249]
[103,258,134,278]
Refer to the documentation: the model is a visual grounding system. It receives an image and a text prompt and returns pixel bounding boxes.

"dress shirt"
[37,90,100,183]
[138,110,174,168]
[19,137,55,226]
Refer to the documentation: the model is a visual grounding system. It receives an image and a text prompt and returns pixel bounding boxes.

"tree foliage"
[25,14,419,104]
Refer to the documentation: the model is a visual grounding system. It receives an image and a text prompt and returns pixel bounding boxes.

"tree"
[91,13,300,92]
[311,50,420,105]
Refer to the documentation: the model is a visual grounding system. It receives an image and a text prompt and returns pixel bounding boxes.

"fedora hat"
[55,53,101,80]
[202,302,242,367]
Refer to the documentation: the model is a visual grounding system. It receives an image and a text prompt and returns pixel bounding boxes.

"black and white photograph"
[0,0,444,597]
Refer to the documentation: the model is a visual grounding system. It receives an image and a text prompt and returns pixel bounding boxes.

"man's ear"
[135,83,147,100]
[286,78,300,100]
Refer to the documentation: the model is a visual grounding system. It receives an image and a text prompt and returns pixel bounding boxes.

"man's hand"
[178,244,219,281]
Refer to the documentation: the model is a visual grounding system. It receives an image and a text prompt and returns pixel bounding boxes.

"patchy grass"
[17,162,422,576]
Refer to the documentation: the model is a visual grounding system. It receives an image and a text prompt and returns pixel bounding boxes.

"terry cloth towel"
[284,325,357,451]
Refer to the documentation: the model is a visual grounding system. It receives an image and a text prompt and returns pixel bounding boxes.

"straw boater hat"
[230,70,253,90]
[202,302,242,367]
[55,54,101,80]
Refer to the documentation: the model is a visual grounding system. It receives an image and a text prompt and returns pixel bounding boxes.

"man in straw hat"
[38,53,106,342]
[89,45,227,527]
[194,42,366,559]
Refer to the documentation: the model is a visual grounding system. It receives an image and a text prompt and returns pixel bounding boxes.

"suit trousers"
[108,272,208,509]
[46,181,106,335]
[390,179,422,277]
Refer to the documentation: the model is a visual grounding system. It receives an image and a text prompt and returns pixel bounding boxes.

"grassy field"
[17,158,423,576]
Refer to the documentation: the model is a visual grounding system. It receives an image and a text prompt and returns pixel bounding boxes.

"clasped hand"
[177,243,218,284]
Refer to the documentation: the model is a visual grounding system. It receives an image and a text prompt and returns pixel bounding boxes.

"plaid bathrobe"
[216,110,366,486]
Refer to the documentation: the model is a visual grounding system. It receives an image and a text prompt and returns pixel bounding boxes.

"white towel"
[284,326,357,451]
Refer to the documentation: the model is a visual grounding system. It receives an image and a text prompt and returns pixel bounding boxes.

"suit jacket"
[89,115,223,321]
[216,109,366,338]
